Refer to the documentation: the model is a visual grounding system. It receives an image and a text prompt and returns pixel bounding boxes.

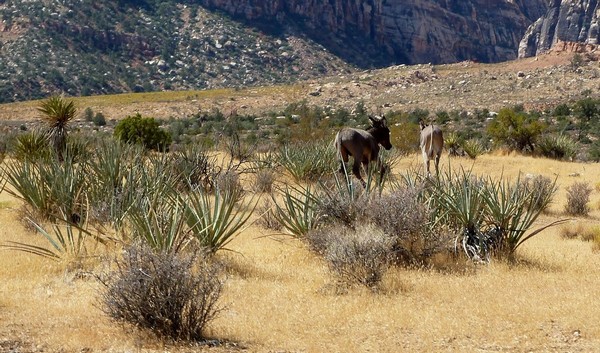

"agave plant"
[38,96,77,161]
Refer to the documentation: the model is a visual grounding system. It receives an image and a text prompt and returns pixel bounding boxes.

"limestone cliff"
[199,0,548,65]
[519,0,600,58]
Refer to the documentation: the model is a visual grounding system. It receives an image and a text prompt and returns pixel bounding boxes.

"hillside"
[0,0,355,103]
[0,47,595,124]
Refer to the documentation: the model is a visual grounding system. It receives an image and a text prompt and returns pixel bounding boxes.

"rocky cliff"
[199,0,548,65]
[519,0,600,58]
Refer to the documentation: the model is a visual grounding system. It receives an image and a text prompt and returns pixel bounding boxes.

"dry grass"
[1,153,600,352]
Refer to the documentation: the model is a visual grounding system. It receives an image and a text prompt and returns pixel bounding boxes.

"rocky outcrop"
[519,0,600,58]
[199,0,548,65]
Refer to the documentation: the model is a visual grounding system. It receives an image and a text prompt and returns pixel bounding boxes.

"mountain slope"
[0,0,354,103]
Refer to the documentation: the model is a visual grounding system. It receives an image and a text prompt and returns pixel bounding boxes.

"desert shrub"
[520,174,557,212]
[256,199,282,231]
[462,138,485,159]
[368,186,451,265]
[100,244,223,341]
[536,134,577,160]
[308,224,393,289]
[114,113,172,151]
[315,175,371,228]
[565,182,592,216]
[215,170,245,203]
[252,169,276,193]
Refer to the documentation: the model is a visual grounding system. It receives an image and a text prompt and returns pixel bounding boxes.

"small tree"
[38,96,77,161]
[114,113,172,151]
[486,107,545,152]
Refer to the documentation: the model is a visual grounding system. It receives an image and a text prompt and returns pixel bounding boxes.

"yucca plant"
[2,153,88,222]
[537,134,577,160]
[1,210,104,261]
[86,140,145,230]
[184,186,257,253]
[426,168,489,262]
[271,184,320,238]
[38,96,77,161]
[462,138,486,159]
[277,140,337,182]
[12,130,51,162]
[126,192,192,253]
[480,175,563,259]
[444,132,462,157]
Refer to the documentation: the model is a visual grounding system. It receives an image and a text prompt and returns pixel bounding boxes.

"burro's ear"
[369,115,383,127]
[419,120,426,130]
[381,115,388,128]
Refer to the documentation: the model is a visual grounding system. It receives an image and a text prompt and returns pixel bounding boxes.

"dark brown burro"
[419,121,444,177]
[334,115,393,185]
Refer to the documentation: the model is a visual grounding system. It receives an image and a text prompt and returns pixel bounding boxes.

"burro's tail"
[334,131,342,157]
[427,126,434,158]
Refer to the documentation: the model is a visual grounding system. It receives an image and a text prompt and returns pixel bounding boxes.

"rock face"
[519,0,600,58]
[199,0,548,65]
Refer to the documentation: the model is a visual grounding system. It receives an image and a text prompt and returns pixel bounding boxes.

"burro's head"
[369,115,393,150]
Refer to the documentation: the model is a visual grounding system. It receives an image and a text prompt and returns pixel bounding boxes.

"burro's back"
[335,115,393,184]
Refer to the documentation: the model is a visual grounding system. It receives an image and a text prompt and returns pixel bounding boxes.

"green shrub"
[114,113,172,151]
[93,112,107,126]
[565,182,592,216]
[100,244,223,341]
[486,107,545,152]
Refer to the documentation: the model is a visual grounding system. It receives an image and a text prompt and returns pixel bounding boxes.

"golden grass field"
[1,152,600,353]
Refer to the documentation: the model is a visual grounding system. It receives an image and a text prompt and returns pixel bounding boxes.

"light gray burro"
[334,115,393,185]
[419,121,444,177]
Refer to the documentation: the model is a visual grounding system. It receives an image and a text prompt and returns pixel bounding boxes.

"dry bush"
[216,170,245,202]
[252,169,276,193]
[99,244,224,341]
[368,187,453,266]
[520,174,557,212]
[308,224,393,289]
[565,182,592,216]
[256,199,282,231]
